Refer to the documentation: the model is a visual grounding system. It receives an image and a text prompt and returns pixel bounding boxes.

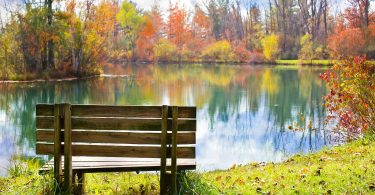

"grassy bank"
[184,138,375,194]
[1,138,374,194]
[275,59,337,65]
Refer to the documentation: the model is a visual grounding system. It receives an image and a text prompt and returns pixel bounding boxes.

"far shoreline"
[0,74,131,84]
[0,59,343,83]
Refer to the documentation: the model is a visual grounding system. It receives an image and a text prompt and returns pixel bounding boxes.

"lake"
[0,64,334,176]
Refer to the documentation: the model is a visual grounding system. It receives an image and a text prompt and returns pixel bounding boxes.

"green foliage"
[201,40,234,62]
[0,157,54,194]
[0,16,24,80]
[85,172,159,194]
[299,34,329,60]
[299,34,314,60]
[261,34,279,61]
[116,1,144,31]
[116,0,145,58]
[153,39,177,61]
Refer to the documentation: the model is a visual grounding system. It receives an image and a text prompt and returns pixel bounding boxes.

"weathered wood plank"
[72,105,196,118]
[46,161,196,167]
[71,105,162,118]
[40,158,196,170]
[36,104,54,116]
[36,117,196,131]
[37,130,196,145]
[37,104,196,118]
[40,164,196,174]
[36,143,195,158]
[45,157,196,163]
[168,106,196,118]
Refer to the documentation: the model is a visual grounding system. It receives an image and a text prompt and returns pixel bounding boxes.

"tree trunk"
[46,0,54,70]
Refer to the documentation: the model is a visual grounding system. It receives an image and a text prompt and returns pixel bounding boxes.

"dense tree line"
[0,0,374,80]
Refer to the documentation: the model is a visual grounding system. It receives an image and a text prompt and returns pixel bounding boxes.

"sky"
[0,0,368,23]
[132,0,350,15]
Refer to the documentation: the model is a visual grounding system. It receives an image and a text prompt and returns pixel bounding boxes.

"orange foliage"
[136,16,156,61]
[135,7,163,61]
[328,28,366,58]
[186,6,212,59]
[167,2,190,50]
[232,42,251,63]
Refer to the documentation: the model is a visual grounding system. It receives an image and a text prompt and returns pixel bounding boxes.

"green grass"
[1,138,375,194]
[0,157,54,194]
[183,138,375,194]
[275,59,337,65]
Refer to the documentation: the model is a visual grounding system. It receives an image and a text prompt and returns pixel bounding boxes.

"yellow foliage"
[201,40,234,61]
[261,34,279,61]
[153,39,177,61]
[261,69,280,95]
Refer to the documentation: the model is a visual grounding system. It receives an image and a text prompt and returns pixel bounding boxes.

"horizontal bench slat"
[44,159,195,167]
[36,104,196,118]
[36,104,54,116]
[36,117,196,131]
[36,143,195,158]
[39,157,196,173]
[37,130,195,144]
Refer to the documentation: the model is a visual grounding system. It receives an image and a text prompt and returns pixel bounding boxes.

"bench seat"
[39,157,196,173]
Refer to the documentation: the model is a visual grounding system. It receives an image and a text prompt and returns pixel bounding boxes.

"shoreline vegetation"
[0,138,374,194]
[0,59,340,82]
[0,73,131,83]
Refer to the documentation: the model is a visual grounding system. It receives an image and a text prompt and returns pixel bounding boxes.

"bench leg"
[163,171,186,194]
[77,172,85,195]
[164,172,172,194]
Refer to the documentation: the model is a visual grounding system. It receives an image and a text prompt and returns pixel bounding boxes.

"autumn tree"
[244,2,263,51]
[188,5,212,59]
[136,4,163,61]
[299,34,314,60]
[328,27,367,58]
[261,34,279,61]
[328,0,374,58]
[116,0,144,60]
[167,1,190,61]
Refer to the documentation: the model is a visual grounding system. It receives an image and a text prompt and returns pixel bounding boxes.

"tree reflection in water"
[0,64,332,174]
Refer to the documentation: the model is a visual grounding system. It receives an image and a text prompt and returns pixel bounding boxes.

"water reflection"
[0,64,331,175]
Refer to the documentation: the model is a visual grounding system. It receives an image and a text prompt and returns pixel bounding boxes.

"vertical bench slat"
[54,104,62,189]
[160,105,168,195]
[64,104,73,192]
[171,106,178,194]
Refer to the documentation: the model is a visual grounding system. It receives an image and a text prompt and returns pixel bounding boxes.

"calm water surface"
[0,64,333,175]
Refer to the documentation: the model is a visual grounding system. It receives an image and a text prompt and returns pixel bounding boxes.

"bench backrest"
[35,104,196,159]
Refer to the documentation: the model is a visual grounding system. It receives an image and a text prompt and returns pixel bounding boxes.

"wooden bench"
[35,104,196,194]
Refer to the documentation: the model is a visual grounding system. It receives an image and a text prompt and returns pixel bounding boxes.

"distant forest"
[0,0,374,79]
